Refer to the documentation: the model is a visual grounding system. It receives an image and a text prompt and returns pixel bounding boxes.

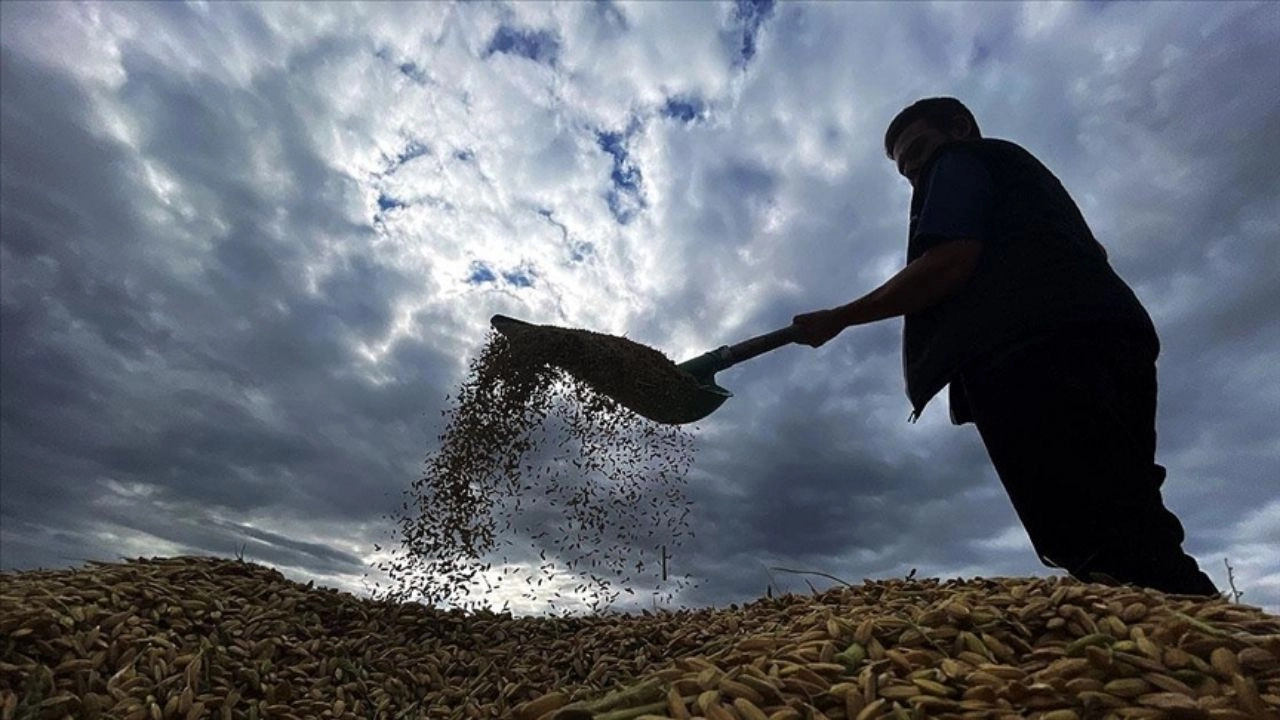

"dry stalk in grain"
[373,327,699,613]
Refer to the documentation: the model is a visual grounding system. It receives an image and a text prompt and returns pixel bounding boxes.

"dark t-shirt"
[902,138,1159,423]
[913,150,994,254]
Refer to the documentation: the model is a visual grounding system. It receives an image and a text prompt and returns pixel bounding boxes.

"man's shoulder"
[922,138,1049,196]
[924,139,1010,183]
[930,138,1022,167]
[962,137,1034,159]
[943,138,1055,179]
[978,137,1024,149]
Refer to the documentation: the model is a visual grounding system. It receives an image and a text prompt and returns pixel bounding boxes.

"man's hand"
[792,308,846,348]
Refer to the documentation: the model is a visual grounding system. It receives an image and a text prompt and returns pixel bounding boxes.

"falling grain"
[373,326,699,613]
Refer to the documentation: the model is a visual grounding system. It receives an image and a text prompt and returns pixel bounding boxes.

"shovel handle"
[676,323,801,382]
[723,323,802,366]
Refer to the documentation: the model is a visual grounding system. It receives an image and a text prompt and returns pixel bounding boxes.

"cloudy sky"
[2,1,1277,615]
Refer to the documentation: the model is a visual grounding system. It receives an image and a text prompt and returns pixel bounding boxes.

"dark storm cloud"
[0,33,450,576]
[1062,5,1280,563]
[674,354,1015,601]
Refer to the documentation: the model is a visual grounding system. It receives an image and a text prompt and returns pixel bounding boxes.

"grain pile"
[373,327,698,613]
[542,580,1280,720]
[3,556,1278,720]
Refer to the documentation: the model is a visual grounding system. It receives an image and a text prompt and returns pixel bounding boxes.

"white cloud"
[1234,500,1280,546]
[973,525,1034,553]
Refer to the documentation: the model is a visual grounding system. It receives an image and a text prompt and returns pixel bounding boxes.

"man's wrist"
[834,297,875,328]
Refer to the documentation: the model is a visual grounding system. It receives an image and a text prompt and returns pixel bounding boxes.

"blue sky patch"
[376,193,405,212]
[374,48,432,85]
[467,262,497,285]
[734,0,777,66]
[596,127,645,224]
[375,140,432,178]
[597,131,640,191]
[395,141,430,166]
[502,268,536,288]
[467,261,535,287]
[398,61,430,84]
[663,96,705,123]
[486,25,561,66]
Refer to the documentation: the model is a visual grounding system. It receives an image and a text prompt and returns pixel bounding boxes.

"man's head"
[884,97,982,188]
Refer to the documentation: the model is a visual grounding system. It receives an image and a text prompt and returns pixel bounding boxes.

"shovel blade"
[489,314,732,425]
[651,382,732,424]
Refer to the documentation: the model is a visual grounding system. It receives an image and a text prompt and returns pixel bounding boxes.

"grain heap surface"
[3,556,1279,720]
[0,556,726,720]
[376,328,697,613]
[535,580,1280,720]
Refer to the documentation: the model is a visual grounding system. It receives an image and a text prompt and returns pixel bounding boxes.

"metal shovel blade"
[489,315,732,424]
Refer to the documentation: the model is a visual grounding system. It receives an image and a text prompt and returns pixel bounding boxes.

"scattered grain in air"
[373,324,701,613]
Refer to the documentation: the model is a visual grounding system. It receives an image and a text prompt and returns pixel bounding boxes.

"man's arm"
[793,239,981,347]
[837,238,981,326]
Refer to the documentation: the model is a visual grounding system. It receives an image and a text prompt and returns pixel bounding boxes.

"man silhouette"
[792,97,1218,596]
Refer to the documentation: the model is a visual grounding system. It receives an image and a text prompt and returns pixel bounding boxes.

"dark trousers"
[956,328,1219,596]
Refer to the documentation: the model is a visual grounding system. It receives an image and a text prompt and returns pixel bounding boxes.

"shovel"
[490,314,801,424]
